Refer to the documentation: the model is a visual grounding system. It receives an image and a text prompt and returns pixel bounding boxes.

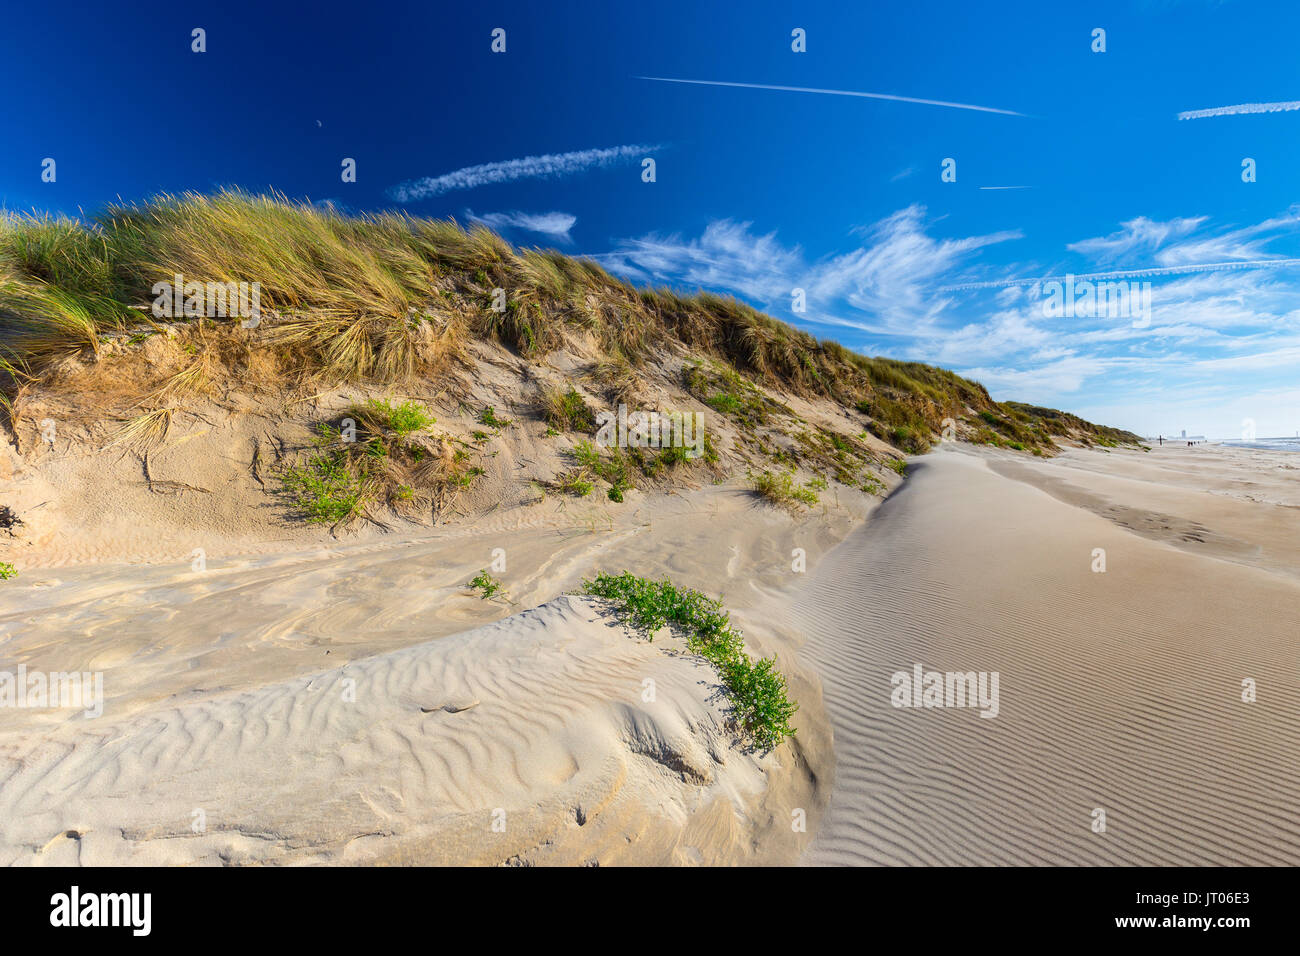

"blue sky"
[4,0,1299,438]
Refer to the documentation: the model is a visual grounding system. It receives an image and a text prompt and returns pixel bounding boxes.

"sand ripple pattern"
[793,451,1300,865]
[0,596,775,865]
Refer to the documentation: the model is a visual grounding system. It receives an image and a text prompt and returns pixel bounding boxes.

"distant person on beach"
[1158,435,1163,445]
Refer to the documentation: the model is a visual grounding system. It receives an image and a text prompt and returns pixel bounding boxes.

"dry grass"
[0,190,1142,453]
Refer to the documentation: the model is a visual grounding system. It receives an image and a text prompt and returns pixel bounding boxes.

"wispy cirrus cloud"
[598,205,1021,336]
[388,144,659,202]
[466,209,577,241]
[597,205,1300,435]
[1066,216,1205,263]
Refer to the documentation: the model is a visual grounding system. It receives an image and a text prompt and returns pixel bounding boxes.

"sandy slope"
[0,485,859,865]
[787,445,1300,865]
[3,437,1297,866]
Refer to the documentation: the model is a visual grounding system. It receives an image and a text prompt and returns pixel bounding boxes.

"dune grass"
[0,190,1141,456]
[540,385,595,432]
[750,469,821,510]
[582,571,797,750]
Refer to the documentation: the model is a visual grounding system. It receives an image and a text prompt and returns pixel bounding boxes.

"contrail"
[939,258,1300,292]
[1178,101,1300,120]
[638,76,1027,117]
[388,144,659,201]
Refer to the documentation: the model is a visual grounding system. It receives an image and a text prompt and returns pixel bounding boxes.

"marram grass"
[0,190,1142,453]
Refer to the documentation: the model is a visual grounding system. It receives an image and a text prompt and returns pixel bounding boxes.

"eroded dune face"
[0,595,816,866]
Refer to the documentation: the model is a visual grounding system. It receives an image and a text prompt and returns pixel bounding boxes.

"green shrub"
[556,469,594,496]
[280,447,366,523]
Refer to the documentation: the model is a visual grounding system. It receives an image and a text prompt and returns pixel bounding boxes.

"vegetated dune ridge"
[787,443,1300,866]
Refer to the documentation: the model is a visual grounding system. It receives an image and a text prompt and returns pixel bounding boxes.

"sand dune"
[0,484,857,865]
[787,446,1300,865]
[3,438,1298,865]
[0,594,810,865]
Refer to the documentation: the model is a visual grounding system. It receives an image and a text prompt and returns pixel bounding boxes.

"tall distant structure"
[1181,430,1186,438]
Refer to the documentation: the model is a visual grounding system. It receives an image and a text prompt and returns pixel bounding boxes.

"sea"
[1217,437,1300,453]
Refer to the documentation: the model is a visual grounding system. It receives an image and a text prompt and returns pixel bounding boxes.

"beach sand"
[791,443,1300,865]
[2,441,1297,865]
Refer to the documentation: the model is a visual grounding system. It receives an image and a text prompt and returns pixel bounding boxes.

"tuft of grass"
[556,468,594,497]
[571,439,633,498]
[467,569,505,600]
[750,469,820,509]
[0,561,17,580]
[581,571,797,750]
[886,458,907,476]
[540,385,595,432]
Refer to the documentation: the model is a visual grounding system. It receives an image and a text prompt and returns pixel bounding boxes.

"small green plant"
[556,469,594,497]
[363,398,435,438]
[607,485,624,502]
[581,571,797,750]
[887,458,907,476]
[280,448,366,524]
[0,561,17,580]
[478,405,512,429]
[571,440,633,498]
[467,569,504,600]
[452,466,485,488]
[750,469,820,509]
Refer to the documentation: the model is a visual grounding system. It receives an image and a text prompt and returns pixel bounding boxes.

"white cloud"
[1066,216,1204,263]
[467,210,577,241]
[600,205,1020,337]
[595,204,1300,436]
